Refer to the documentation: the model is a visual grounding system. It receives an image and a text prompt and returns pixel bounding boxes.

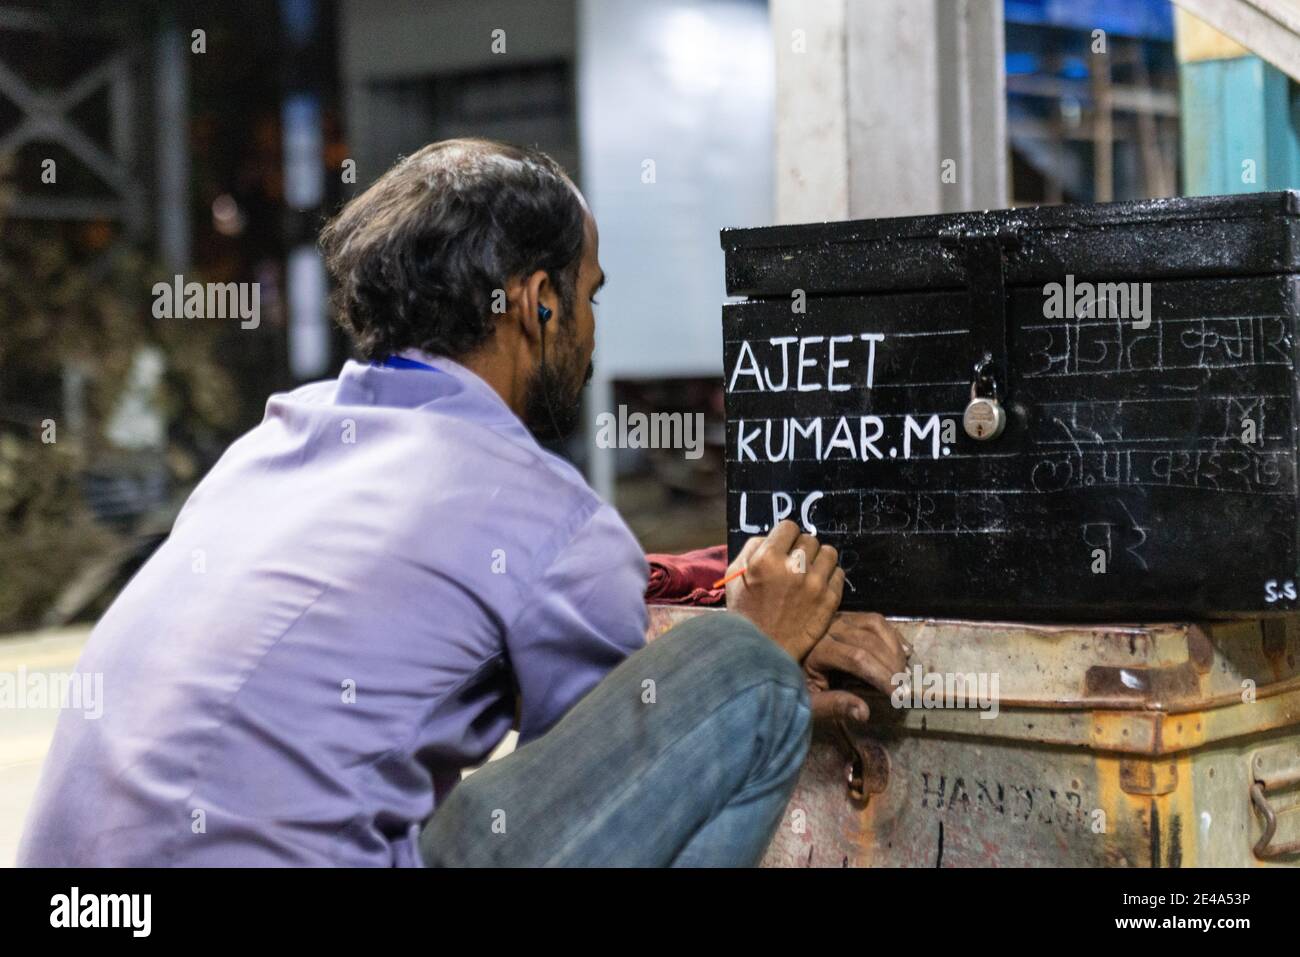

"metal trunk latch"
[941,224,1020,433]
[1249,744,1300,859]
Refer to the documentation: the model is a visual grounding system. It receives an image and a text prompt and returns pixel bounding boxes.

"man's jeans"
[419,611,811,866]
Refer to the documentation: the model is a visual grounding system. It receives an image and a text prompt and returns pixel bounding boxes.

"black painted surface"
[720,193,1300,620]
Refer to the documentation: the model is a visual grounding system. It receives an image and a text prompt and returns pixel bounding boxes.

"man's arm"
[503,503,648,744]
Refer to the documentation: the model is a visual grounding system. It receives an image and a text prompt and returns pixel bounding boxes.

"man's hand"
[803,614,910,724]
[725,520,844,663]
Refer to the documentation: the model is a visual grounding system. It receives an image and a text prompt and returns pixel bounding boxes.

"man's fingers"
[833,614,909,675]
[810,689,870,725]
[791,533,820,571]
[810,542,838,583]
[805,569,846,640]
[865,614,910,673]
[729,535,764,574]
[825,567,846,609]
[756,519,801,560]
[844,627,906,678]
[812,633,897,695]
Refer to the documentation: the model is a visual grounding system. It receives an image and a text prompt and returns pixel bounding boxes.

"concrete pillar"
[772,0,1007,223]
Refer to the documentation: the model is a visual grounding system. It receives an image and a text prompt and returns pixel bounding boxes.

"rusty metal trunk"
[647,606,1300,867]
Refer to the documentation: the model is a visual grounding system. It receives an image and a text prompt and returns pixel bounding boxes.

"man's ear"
[517,269,556,347]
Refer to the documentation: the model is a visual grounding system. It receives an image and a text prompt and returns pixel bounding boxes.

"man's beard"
[523,332,593,443]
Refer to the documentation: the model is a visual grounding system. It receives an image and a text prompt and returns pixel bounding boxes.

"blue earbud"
[538,304,552,324]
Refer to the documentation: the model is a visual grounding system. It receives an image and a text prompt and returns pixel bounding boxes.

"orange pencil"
[711,566,747,590]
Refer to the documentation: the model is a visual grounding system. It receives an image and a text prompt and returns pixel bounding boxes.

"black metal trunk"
[719,192,1300,621]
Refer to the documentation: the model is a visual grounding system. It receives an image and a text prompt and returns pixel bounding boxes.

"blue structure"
[1005,0,1173,40]
[1180,52,1300,195]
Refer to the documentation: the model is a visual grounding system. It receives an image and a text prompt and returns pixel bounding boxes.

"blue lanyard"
[379,355,440,372]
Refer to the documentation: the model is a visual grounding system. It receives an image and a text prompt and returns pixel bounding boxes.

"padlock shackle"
[972,352,1000,400]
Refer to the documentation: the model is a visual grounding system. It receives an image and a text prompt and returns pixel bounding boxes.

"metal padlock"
[963,356,1006,441]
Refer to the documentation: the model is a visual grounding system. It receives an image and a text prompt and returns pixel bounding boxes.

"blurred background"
[0,0,1297,860]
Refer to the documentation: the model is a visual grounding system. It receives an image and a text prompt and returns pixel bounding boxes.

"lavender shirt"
[19,353,649,866]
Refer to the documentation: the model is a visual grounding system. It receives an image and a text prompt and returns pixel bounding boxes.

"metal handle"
[834,720,890,804]
[1250,779,1300,859]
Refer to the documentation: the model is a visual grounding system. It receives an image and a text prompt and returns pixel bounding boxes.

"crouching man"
[20,139,905,867]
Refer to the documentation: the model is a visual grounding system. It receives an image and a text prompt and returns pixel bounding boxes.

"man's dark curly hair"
[320,138,586,361]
